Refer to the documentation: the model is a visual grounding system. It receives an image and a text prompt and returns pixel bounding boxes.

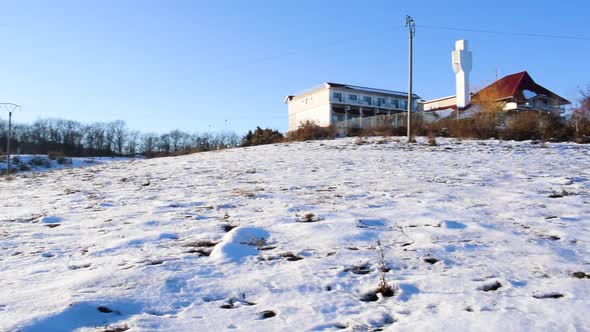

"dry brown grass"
[501,112,541,140]
[296,212,321,223]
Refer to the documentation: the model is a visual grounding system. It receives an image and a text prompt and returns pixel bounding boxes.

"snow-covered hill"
[1,137,589,331]
[0,155,130,175]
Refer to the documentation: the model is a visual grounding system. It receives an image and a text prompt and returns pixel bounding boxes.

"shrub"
[154,152,169,158]
[572,87,590,143]
[241,127,284,147]
[574,133,590,144]
[427,130,437,146]
[47,151,66,160]
[356,121,406,137]
[471,111,500,138]
[501,112,541,141]
[287,121,336,141]
[363,113,423,138]
[572,116,590,143]
[359,125,394,137]
[56,156,72,165]
[431,111,498,140]
[29,156,51,168]
[431,118,473,138]
[19,163,31,172]
[540,113,573,142]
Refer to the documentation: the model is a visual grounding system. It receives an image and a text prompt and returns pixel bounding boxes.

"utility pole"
[7,111,11,176]
[1,103,20,177]
[406,15,416,143]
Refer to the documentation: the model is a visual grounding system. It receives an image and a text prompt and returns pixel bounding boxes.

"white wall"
[287,88,331,131]
[287,85,418,131]
[421,96,456,111]
[452,40,472,108]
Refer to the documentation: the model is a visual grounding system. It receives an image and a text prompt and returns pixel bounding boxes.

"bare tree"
[572,86,590,138]
[141,133,159,157]
[0,115,242,158]
[110,120,127,155]
[169,129,190,152]
[126,130,140,155]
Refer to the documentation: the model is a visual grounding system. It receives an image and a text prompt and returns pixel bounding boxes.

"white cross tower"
[452,40,472,109]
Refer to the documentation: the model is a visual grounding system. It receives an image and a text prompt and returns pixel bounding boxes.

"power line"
[419,24,590,41]
[223,24,588,73]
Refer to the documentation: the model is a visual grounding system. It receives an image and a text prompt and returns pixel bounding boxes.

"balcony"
[330,97,411,111]
[332,113,409,131]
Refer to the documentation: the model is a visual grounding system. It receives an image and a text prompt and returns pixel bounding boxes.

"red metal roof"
[473,71,570,104]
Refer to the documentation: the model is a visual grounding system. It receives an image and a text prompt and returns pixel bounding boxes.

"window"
[391,99,399,108]
[332,114,345,122]
[377,97,386,107]
[333,92,343,102]
[363,96,372,105]
[348,94,358,102]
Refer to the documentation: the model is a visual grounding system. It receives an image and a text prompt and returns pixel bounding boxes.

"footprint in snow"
[309,323,347,331]
[533,292,564,299]
[220,297,256,309]
[444,220,467,229]
[480,281,502,292]
[39,216,63,224]
[68,263,92,270]
[357,219,388,228]
[258,310,276,319]
[423,257,439,264]
[158,233,179,240]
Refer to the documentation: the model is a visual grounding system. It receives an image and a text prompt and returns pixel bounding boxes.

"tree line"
[0,118,240,157]
[2,88,588,157]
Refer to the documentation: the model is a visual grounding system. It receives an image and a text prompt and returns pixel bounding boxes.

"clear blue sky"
[1,0,589,134]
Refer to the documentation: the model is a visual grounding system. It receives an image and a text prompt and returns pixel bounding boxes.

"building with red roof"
[471,71,570,112]
[420,40,571,120]
[422,71,570,117]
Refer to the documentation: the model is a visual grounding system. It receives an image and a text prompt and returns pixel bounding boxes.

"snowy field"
[1,137,589,331]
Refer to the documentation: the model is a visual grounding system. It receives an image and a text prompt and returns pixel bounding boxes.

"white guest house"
[284,82,420,132]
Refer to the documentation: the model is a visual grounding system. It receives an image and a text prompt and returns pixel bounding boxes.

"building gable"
[473,71,570,105]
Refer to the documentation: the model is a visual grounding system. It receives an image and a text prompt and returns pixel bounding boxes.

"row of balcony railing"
[332,114,408,129]
[330,97,413,110]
